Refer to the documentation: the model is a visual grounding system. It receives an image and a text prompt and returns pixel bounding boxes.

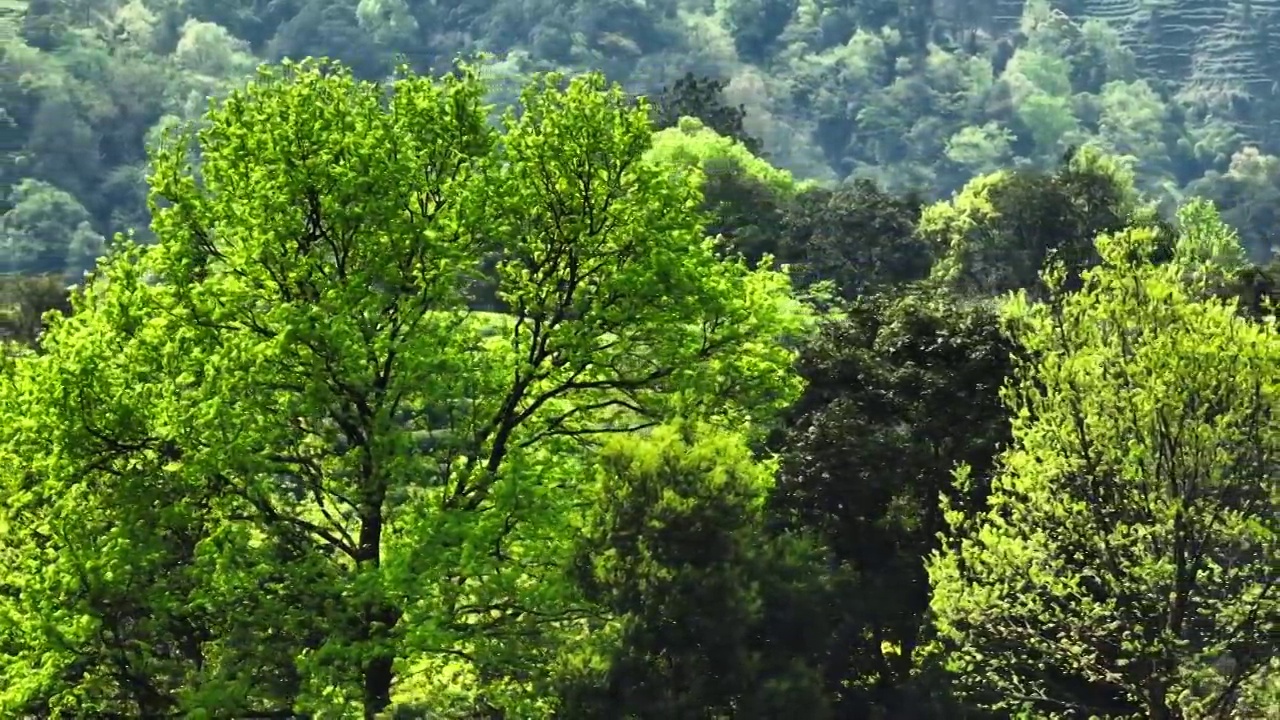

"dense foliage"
[1,1,1277,718]
[5,0,1280,279]
[930,204,1278,718]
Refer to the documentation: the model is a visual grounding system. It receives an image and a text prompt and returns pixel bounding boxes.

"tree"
[19,93,104,213]
[265,0,390,79]
[945,122,1017,177]
[643,124,928,301]
[0,273,72,347]
[355,0,419,49]
[559,423,833,718]
[1227,256,1280,323]
[779,179,930,299]
[928,205,1279,719]
[1096,79,1171,179]
[701,167,790,269]
[771,287,1015,716]
[1185,147,1280,262]
[1,178,106,276]
[645,117,803,268]
[650,72,762,155]
[925,147,1151,297]
[0,60,810,718]
[172,18,257,79]
[718,0,800,64]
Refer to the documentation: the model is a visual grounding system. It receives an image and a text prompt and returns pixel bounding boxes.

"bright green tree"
[0,59,809,718]
[928,204,1279,718]
[924,147,1147,297]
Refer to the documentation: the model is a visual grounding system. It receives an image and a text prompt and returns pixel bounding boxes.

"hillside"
[2,0,1280,280]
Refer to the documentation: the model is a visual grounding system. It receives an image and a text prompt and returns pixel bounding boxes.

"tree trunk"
[363,651,395,720]
[357,477,398,719]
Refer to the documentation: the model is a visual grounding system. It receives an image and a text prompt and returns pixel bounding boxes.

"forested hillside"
[4,0,1280,278]
[0,2,1277,719]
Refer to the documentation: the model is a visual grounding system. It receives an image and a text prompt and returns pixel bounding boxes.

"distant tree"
[720,0,799,64]
[1227,257,1280,322]
[1185,147,1280,262]
[265,0,390,79]
[650,72,762,155]
[173,18,258,78]
[22,93,103,204]
[180,0,298,50]
[1,178,105,276]
[0,274,72,347]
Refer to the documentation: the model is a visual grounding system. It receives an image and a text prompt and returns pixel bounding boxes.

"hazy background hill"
[3,0,1280,276]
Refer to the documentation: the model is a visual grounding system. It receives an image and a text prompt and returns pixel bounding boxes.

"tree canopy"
[2,1,1279,713]
[0,59,810,717]
[929,205,1279,719]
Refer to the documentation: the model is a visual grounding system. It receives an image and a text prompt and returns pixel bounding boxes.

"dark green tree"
[650,72,762,155]
[721,0,799,64]
[927,148,1156,297]
[701,169,789,267]
[0,274,72,348]
[265,0,390,79]
[563,424,834,719]
[779,180,930,299]
[770,288,1015,717]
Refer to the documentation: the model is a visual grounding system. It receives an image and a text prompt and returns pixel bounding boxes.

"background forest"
[0,1,1277,720]
[5,0,1280,275]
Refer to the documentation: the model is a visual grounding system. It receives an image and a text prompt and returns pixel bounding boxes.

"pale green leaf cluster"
[1169,198,1248,284]
[645,115,813,198]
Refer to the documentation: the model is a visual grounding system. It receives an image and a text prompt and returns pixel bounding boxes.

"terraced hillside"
[961,0,1279,146]
[0,0,23,44]
[1066,0,1280,144]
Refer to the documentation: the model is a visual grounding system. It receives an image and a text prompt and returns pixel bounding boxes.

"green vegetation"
[930,204,1277,718]
[0,1,1277,718]
[5,0,1280,275]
